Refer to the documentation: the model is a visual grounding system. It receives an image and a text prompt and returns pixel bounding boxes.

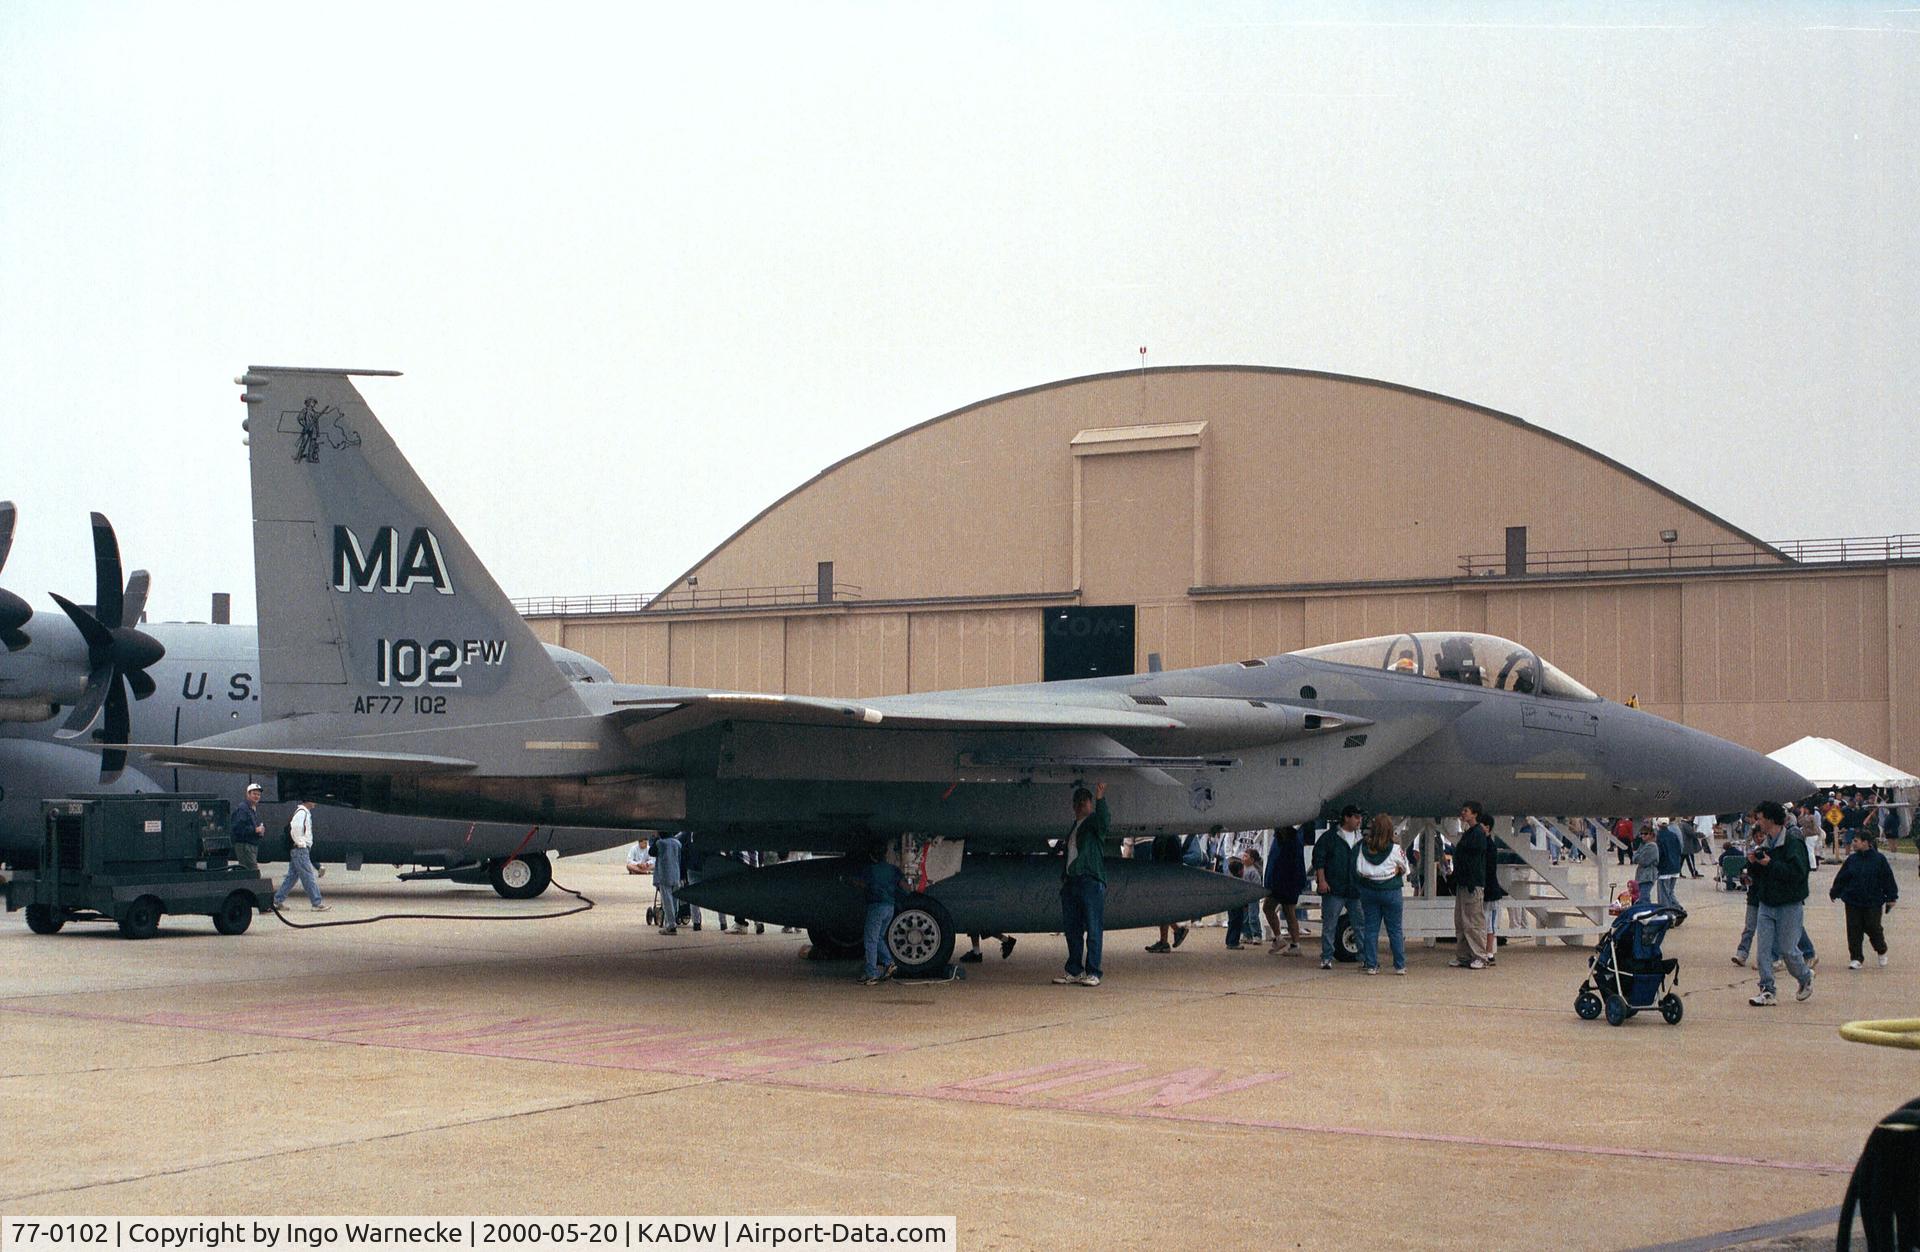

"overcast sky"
[2,1,1914,625]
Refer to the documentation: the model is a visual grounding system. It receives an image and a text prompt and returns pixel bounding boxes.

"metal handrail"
[1459,534,1920,577]
[514,583,864,617]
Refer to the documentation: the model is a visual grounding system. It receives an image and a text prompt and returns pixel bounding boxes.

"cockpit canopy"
[1291,632,1599,701]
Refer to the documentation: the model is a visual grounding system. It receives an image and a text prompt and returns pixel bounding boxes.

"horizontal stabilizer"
[131,743,477,775]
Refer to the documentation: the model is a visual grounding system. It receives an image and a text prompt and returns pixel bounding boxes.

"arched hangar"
[526,366,1920,775]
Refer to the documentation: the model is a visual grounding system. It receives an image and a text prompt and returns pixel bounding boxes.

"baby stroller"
[1716,848,1748,892]
[1576,902,1685,1027]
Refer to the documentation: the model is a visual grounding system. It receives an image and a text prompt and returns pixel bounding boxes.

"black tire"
[488,851,552,900]
[1603,995,1627,1027]
[1659,994,1684,1025]
[213,891,255,936]
[1575,991,1603,1021]
[119,895,162,940]
[24,903,63,935]
[1331,912,1360,963]
[885,894,957,978]
[805,925,862,961]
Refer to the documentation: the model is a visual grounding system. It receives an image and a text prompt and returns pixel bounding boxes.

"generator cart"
[5,794,274,939]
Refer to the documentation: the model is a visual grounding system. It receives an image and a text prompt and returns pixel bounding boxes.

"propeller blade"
[126,667,157,700]
[0,590,28,650]
[89,512,124,630]
[48,592,113,658]
[56,663,112,737]
[102,676,130,746]
[0,503,28,649]
[121,570,151,629]
[98,677,132,782]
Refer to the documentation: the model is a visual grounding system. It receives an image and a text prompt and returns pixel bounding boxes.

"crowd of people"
[621,782,1908,996]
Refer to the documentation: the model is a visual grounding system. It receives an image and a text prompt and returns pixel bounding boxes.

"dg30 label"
[373,637,506,687]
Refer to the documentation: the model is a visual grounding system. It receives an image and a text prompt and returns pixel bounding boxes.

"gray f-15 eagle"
[145,366,1808,968]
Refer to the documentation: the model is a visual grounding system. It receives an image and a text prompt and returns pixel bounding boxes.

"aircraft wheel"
[1603,994,1627,1027]
[213,891,255,936]
[1332,913,1360,963]
[886,895,956,978]
[1659,994,1684,1025]
[119,895,162,940]
[1574,990,1602,1021]
[24,904,63,935]
[806,926,862,961]
[488,852,552,900]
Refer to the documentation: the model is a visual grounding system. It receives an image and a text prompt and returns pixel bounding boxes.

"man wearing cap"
[1312,806,1365,969]
[229,783,266,874]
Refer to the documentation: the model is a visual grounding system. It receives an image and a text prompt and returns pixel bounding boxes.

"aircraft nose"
[1683,729,1810,813]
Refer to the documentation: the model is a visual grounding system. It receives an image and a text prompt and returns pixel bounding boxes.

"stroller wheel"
[1659,993,1684,1025]
[1575,990,1603,1020]
[1604,995,1628,1027]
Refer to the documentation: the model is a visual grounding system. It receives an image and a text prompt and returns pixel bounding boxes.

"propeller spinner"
[0,502,32,651]
[50,512,165,780]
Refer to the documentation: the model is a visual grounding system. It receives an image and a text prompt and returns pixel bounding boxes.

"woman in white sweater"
[1355,814,1412,975]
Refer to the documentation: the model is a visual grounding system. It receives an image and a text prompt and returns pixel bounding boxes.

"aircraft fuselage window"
[1291,632,1598,701]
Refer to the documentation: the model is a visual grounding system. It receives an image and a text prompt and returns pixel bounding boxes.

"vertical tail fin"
[237,367,581,724]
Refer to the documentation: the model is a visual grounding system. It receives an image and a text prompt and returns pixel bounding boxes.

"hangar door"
[1043,605,1135,682]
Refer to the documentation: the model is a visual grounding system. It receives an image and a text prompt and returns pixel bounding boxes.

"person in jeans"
[1830,832,1898,969]
[1632,823,1661,905]
[1747,800,1815,1006]
[1732,822,1817,968]
[1313,805,1365,969]
[858,842,901,985]
[1354,814,1410,975]
[651,832,683,934]
[271,799,329,911]
[1053,782,1109,987]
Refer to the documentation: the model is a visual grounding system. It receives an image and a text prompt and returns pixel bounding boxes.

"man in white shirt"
[271,799,330,911]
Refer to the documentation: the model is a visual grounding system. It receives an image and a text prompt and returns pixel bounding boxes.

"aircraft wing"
[613,689,1361,752]
[131,744,477,775]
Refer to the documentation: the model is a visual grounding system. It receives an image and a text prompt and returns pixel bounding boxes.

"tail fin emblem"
[280,397,363,463]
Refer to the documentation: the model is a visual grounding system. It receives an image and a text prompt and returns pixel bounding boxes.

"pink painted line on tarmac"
[759,1071,1847,1175]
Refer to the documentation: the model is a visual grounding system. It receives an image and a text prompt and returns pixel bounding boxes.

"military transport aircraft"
[143,366,1807,970]
[0,501,632,897]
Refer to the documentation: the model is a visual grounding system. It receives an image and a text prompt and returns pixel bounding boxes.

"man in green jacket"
[1053,782,1109,987]
[1747,799,1815,1006]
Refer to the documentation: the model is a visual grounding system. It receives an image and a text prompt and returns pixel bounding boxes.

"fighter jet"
[0,502,634,898]
[145,366,1808,970]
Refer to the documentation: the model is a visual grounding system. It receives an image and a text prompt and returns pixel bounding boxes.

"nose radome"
[1685,729,1810,813]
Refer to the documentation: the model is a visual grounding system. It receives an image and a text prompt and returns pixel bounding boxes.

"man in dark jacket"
[1312,805,1364,969]
[229,782,266,873]
[1053,782,1109,987]
[1655,819,1685,908]
[1449,801,1492,969]
[1747,800,1814,1006]
[1831,833,1898,969]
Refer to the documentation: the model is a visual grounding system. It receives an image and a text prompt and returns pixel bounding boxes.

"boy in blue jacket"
[1830,833,1898,969]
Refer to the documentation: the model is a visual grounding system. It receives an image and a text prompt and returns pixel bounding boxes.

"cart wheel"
[119,895,162,940]
[213,891,255,936]
[1659,993,1684,1025]
[24,903,64,935]
[1603,995,1627,1027]
[1575,990,1603,1020]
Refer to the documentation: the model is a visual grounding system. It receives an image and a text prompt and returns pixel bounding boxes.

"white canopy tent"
[1769,737,1917,844]
[1767,737,1920,789]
